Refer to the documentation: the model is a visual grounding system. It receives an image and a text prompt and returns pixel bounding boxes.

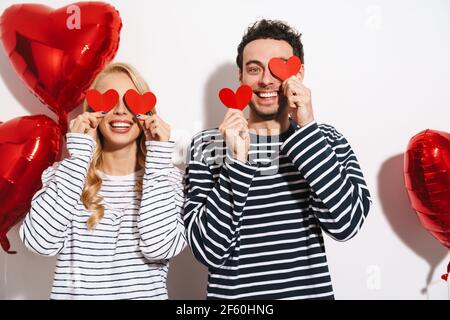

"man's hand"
[281,75,315,127]
[219,109,250,163]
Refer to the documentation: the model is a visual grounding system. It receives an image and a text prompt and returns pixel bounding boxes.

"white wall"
[0,0,449,300]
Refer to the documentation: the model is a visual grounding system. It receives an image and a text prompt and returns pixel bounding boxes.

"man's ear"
[239,69,243,83]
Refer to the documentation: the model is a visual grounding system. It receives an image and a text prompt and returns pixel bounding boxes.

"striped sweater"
[20,133,186,299]
[183,120,372,299]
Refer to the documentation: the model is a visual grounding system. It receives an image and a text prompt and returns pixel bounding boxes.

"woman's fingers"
[134,114,171,141]
[69,111,106,135]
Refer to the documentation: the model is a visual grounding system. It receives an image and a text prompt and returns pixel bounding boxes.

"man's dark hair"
[236,19,304,71]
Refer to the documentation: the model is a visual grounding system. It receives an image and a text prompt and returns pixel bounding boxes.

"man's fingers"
[224,113,247,128]
[238,128,249,139]
[224,111,242,121]
[224,109,244,122]
[282,76,305,97]
[226,119,247,132]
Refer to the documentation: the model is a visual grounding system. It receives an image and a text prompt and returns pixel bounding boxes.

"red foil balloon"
[0,115,61,254]
[0,2,122,133]
[404,129,450,249]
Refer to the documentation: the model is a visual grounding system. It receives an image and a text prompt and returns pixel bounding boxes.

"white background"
[0,0,449,299]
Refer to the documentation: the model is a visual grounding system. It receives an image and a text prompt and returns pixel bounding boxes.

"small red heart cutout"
[219,85,253,110]
[86,89,119,113]
[124,89,157,115]
[268,56,302,81]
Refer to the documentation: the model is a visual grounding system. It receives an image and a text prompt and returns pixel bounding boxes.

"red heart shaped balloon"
[268,56,302,81]
[0,2,122,118]
[124,89,157,115]
[404,129,450,249]
[0,115,61,254]
[219,85,253,110]
[86,89,119,113]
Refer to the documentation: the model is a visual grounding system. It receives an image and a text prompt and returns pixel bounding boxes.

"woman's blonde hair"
[81,62,154,230]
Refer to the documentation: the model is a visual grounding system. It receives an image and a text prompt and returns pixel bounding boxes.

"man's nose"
[259,68,275,86]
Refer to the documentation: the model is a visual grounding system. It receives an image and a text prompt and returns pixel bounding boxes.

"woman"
[19,63,186,299]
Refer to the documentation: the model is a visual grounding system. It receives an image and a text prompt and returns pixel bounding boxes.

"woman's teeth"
[110,122,131,128]
[257,91,278,98]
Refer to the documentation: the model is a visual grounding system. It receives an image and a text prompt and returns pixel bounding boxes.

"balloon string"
[57,111,68,137]
[56,111,68,161]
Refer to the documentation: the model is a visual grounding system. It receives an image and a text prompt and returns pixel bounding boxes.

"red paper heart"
[86,89,119,113]
[404,129,450,249]
[124,89,157,115]
[0,115,61,254]
[219,85,253,110]
[268,56,302,81]
[0,2,122,118]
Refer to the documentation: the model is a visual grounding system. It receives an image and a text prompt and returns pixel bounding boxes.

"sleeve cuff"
[224,151,258,177]
[66,133,96,157]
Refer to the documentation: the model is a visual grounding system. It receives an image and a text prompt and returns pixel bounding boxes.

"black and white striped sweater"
[183,120,372,299]
[20,133,186,299]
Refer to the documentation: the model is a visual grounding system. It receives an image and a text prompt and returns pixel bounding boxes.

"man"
[183,19,372,299]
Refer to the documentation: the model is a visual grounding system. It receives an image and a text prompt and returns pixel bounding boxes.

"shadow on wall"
[378,154,449,297]
[203,62,240,130]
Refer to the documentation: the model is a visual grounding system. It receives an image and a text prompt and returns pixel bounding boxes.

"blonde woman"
[19,63,186,299]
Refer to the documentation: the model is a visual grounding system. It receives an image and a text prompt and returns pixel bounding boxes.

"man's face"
[240,38,294,119]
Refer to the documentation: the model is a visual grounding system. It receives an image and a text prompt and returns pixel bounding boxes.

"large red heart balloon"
[0,2,122,127]
[0,115,61,254]
[219,85,253,111]
[404,129,450,249]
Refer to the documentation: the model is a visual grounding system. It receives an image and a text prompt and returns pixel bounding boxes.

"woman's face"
[95,72,142,149]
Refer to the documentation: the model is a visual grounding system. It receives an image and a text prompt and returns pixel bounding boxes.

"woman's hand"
[69,111,106,139]
[136,114,171,142]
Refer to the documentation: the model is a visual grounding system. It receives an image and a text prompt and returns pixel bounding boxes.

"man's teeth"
[111,122,131,128]
[258,92,278,98]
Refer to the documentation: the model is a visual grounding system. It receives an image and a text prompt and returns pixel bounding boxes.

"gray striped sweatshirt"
[20,133,186,299]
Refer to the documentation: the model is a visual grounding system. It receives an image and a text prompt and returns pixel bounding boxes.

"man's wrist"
[233,153,248,163]
[297,116,315,128]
